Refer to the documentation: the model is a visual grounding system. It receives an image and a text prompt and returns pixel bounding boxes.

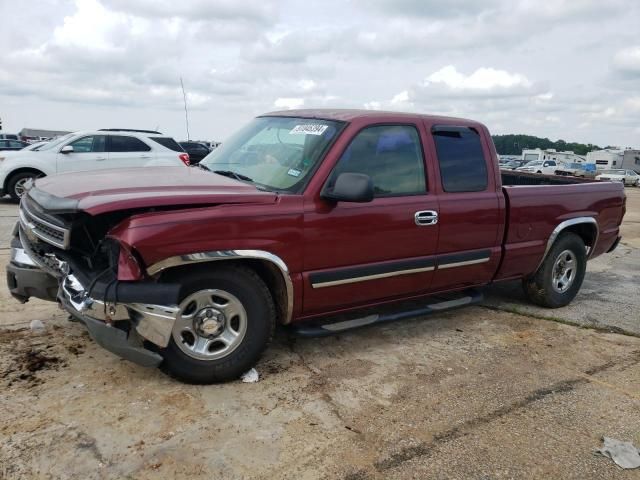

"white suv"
[0,129,190,200]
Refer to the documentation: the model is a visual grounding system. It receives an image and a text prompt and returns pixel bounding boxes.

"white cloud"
[390,90,410,105]
[423,66,533,93]
[364,101,382,110]
[0,0,639,147]
[102,0,276,23]
[53,0,140,50]
[297,79,317,92]
[613,46,640,76]
[625,97,640,112]
[274,97,304,109]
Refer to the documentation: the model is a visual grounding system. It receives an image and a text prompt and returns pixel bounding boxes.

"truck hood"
[29,167,278,215]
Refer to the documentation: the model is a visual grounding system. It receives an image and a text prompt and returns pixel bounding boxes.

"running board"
[291,289,483,337]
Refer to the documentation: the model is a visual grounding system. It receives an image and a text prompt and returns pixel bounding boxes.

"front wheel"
[522,232,587,308]
[8,171,43,201]
[159,265,275,384]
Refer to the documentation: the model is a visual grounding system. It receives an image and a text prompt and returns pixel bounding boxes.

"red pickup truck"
[7,110,626,383]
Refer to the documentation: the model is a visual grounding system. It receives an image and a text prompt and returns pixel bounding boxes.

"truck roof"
[262,108,482,126]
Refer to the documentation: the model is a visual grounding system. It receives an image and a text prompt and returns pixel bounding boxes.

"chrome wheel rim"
[14,177,35,197]
[551,250,577,293]
[172,289,247,360]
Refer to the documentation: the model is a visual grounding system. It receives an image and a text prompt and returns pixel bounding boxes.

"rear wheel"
[7,171,43,201]
[159,265,275,384]
[522,232,587,308]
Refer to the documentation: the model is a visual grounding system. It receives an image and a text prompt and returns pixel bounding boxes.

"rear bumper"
[607,235,622,253]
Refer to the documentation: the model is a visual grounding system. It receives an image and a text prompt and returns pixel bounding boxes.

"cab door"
[302,123,439,315]
[426,124,503,291]
[56,135,108,173]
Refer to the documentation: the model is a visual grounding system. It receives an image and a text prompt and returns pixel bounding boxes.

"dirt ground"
[1,189,639,479]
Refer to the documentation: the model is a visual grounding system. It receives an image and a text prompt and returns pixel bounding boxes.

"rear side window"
[433,127,488,192]
[109,135,151,152]
[150,137,184,152]
[68,135,106,153]
[331,125,427,197]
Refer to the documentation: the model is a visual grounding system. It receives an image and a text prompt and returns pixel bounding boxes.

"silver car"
[595,169,640,186]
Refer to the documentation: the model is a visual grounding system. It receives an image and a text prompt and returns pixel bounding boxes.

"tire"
[7,171,43,201]
[522,232,587,308]
[159,265,275,384]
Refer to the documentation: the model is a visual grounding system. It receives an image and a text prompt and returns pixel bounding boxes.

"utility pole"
[180,77,190,141]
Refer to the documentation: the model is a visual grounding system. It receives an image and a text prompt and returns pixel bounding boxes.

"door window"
[330,125,426,197]
[433,127,488,192]
[67,135,106,153]
[108,135,151,152]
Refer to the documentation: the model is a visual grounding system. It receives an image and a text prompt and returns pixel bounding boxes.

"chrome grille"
[19,199,70,249]
[18,226,67,277]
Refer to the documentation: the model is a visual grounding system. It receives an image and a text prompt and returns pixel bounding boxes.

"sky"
[1,0,639,147]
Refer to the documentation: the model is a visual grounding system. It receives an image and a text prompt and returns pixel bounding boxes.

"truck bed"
[495,178,625,281]
[501,171,594,186]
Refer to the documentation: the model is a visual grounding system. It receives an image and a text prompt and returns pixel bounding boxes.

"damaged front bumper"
[7,231,180,368]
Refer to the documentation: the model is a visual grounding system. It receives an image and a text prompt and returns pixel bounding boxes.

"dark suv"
[179,141,211,164]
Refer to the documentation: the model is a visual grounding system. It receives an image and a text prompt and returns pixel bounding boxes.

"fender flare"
[147,250,294,324]
[535,217,599,272]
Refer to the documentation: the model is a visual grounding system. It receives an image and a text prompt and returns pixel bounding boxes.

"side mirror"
[60,145,74,154]
[321,172,374,203]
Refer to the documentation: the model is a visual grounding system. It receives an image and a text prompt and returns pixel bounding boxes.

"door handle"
[415,210,438,226]
[96,157,107,161]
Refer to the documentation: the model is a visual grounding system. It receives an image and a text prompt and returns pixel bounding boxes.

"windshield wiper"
[213,170,254,183]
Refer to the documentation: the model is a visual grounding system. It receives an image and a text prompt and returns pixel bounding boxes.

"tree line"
[492,134,603,156]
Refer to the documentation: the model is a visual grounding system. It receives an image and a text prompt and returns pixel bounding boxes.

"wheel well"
[4,168,46,190]
[561,223,596,248]
[158,259,290,324]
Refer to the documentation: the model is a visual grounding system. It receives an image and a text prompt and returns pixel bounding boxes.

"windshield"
[602,169,625,175]
[38,133,74,151]
[201,116,343,192]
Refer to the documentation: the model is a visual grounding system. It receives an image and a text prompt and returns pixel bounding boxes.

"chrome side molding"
[311,265,435,289]
[437,257,490,269]
[147,250,294,324]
